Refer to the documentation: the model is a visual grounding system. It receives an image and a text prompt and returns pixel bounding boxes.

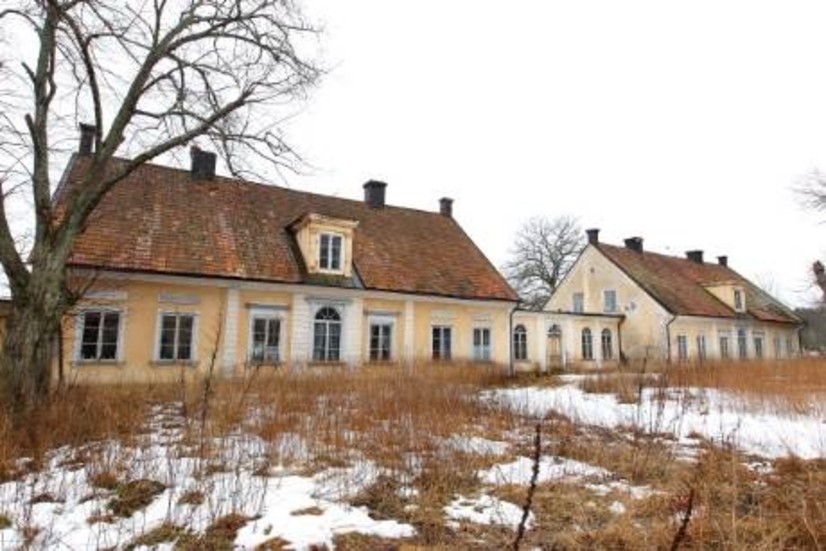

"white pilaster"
[222,287,240,375]
[537,315,548,373]
[344,297,363,366]
[291,293,310,367]
[404,300,415,366]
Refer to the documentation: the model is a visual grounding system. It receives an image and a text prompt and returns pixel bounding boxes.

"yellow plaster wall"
[547,246,672,360]
[670,317,799,361]
[413,301,511,364]
[58,279,225,384]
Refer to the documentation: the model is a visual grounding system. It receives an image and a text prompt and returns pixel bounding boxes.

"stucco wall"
[669,316,800,361]
[547,245,672,360]
[56,274,516,383]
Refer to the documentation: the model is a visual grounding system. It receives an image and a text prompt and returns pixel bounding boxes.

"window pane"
[159,315,176,360]
[177,315,194,360]
[313,322,327,361]
[320,234,330,269]
[100,312,119,360]
[81,312,102,360]
[330,236,342,270]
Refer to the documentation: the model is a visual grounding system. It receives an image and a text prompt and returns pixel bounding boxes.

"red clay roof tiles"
[60,157,518,302]
[596,243,799,324]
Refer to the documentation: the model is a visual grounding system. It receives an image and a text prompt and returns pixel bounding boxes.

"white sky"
[278,0,826,306]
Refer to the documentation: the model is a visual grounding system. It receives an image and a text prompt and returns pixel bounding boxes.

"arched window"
[581,328,593,360]
[513,324,528,361]
[601,328,612,360]
[313,307,342,362]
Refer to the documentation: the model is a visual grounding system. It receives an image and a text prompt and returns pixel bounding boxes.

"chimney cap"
[624,236,644,253]
[78,123,97,155]
[439,197,453,217]
[363,180,388,208]
[586,228,600,245]
[190,146,217,180]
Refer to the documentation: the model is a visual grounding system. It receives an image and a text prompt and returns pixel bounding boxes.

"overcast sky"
[273,0,826,306]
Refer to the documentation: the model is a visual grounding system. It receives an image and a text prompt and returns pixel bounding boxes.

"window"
[250,315,281,363]
[696,335,707,361]
[159,313,195,361]
[432,326,452,360]
[753,335,764,359]
[319,233,343,272]
[786,337,794,357]
[313,307,342,362]
[513,325,528,361]
[601,328,613,360]
[572,292,584,313]
[737,328,748,359]
[581,328,593,360]
[773,336,782,359]
[473,327,492,361]
[369,322,393,362]
[734,289,744,312]
[676,335,688,361]
[603,290,617,313]
[719,335,730,359]
[79,310,121,361]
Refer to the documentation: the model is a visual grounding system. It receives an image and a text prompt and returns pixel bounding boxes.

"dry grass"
[0,360,824,548]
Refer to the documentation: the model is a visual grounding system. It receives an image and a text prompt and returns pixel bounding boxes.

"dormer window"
[319,232,344,272]
[734,289,744,312]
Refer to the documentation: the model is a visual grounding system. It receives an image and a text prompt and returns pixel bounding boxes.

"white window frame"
[248,308,284,364]
[603,290,617,313]
[676,335,688,361]
[733,289,745,312]
[431,325,453,361]
[581,327,593,360]
[719,333,730,359]
[75,307,125,363]
[737,328,748,359]
[367,314,395,362]
[696,335,707,361]
[312,305,343,362]
[513,324,528,361]
[753,332,764,359]
[154,310,200,363]
[601,328,613,360]
[318,231,345,273]
[472,326,492,362]
[572,292,584,313]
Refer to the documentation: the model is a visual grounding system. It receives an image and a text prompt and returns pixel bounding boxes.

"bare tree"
[502,215,584,310]
[0,0,319,408]
[795,172,826,303]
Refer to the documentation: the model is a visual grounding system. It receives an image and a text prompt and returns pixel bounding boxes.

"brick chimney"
[586,228,600,245]
[79,123,96,155]
[190,145,216,180]
[363,180,387,208]
[686,250,704,264]
[624,237,644,253]
[717,255,728,267]
[439,197,453,217]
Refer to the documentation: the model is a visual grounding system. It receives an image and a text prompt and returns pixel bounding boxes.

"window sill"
[72,360,126,368]
[149,360,199,368]
[306,361,348,368]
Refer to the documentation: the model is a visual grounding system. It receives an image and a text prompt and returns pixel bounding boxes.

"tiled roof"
[58,156,517,302]
[596,243,799,324]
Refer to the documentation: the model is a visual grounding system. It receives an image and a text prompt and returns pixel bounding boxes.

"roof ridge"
[125,157,447,218]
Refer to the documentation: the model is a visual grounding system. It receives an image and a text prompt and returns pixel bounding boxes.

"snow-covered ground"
[487,380,826,460]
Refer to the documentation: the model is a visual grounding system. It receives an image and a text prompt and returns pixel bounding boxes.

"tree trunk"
[1,263,68,410]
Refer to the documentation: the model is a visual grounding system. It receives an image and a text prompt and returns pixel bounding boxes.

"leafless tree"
[502,215,584,310]
[0,0,320,408]
[795,172,826,302]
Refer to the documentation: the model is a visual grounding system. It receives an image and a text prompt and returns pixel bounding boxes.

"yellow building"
[53,147,519,383]
[545,229,802,363]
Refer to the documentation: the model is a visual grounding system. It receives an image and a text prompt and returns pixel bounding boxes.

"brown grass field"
[0,359,824,549]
